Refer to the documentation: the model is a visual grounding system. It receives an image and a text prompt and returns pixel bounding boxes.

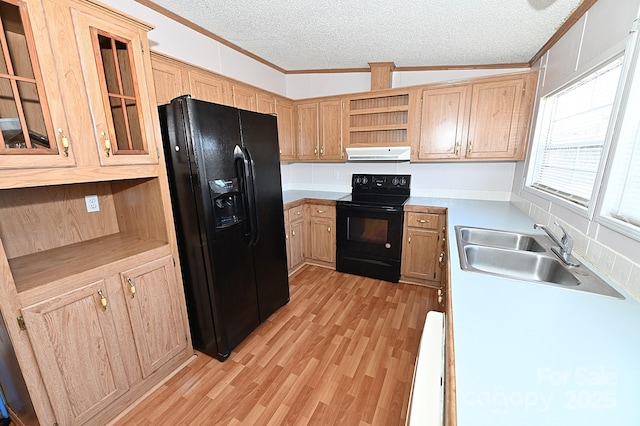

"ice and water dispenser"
[209,178,245,229]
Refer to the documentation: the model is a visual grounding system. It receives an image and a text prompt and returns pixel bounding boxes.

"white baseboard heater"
[407,310,445,426]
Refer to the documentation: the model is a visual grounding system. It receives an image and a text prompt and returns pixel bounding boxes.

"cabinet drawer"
[288,205,304,221]
[309,204,335,219]
[406,212,440,229]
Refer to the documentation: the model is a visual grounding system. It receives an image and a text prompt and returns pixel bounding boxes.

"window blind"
[602,56,640,229]
[530,57,624,207]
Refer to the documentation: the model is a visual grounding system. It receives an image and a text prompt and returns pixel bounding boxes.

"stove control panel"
[352,174,411,190]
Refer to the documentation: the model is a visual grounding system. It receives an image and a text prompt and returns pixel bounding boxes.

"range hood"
[345,146,411,161]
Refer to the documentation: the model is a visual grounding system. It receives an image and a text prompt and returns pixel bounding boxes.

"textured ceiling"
[148,0,584,71]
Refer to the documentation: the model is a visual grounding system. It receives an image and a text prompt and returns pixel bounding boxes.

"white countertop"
[284,191,640,424]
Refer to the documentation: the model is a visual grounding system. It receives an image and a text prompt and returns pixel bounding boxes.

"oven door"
[336,203,404,282]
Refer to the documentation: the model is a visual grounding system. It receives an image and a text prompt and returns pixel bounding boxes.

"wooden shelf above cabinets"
[346,91,414,147]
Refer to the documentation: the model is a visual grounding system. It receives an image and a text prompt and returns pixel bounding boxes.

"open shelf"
[347,92,411,146]
[8,234,167,293]
[0,177,169,295]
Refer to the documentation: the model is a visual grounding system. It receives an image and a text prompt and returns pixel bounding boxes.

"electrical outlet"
[85,195,100,213]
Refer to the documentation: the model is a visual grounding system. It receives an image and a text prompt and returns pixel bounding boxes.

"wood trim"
[396,62,531,72]
[134,0,287,73]
[528,0,597,66]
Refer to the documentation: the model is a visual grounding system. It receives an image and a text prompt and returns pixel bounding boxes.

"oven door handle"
[338,203,401,213]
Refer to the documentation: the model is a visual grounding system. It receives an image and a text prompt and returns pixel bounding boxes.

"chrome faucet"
[534,222,579,266]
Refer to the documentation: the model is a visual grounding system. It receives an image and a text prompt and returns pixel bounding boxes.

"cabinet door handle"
[467,141,473,154]
[408,232,412,243]
[417,219,429,223]
[102,131,112,157]
[97,289,107,311]
[454,141,460,156]
[292,230,296,237]
[327,226,331,232]
[314,146,318,154]
[437,289,443,304]
[58,128,70,157]
[296,211,302,216]
[439,251,445,263]
[316,209,326,214]
[320,147,324,155]
[127,278,136,298]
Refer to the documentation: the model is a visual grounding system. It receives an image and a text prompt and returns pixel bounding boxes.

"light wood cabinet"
[0,0,76,169]
[466,76,532,159]
[307,204,336,265]
[150,54,185,105]
[21,279,130,425]
[401,209,446,287]
[0,1,192,425]
[231,84,257,111]
[417,71,538,161]
[418,85,470,160]
[295,99,344,161]
[120,256,188,378]
[70,5,160,166]
[186,68,229,104]
[284,204,305,273]
[257,92,276,114]
[276,98,296,161]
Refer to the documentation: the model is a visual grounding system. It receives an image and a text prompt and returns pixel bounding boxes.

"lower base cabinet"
[307,204,336,266]
[18,251,188,425]
[285,204,305,272]
[401,208,447,287]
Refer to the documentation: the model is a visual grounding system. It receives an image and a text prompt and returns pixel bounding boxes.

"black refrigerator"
[158,95,290,361]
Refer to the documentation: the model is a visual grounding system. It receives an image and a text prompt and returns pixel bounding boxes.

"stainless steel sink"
[458,227,547,252]
[463,245,580,286]
[455,225,624,299]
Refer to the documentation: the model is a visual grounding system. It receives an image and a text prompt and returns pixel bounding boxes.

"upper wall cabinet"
[275,98,295,161]
[150,54,184,105]
[295,98,344,161]
[417,71,539,161]
[71,6,159,166]
[0,0,75,170]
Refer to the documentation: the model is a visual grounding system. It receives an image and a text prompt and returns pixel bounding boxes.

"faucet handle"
[554,222,573,254]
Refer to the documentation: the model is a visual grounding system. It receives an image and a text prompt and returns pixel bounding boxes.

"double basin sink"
[455,226,624,299]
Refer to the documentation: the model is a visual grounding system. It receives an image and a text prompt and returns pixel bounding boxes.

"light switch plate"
[85,195,100,212]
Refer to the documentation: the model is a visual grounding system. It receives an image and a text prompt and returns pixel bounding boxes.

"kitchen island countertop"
[284,191,640,425]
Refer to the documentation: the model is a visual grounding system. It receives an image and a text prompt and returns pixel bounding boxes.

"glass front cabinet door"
[0,0,75,169]
[72,8,159,166]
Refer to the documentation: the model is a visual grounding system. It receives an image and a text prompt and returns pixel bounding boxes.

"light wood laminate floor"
[115,265,439,425]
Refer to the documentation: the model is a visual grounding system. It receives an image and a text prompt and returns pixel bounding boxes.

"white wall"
[100,0,288,95]
[281,161,517,201]
[512,0,640,299]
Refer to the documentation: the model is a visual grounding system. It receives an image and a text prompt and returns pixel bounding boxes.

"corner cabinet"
[0,1,192,425]
[417,71,538,161]
[401,207,447,288]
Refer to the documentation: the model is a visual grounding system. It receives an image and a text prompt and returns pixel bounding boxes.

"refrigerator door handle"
[243,145,260,246]
[234,145,259,246]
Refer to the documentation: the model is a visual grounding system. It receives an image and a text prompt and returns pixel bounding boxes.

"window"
[600,50,640,234]
[527,57,624,207]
